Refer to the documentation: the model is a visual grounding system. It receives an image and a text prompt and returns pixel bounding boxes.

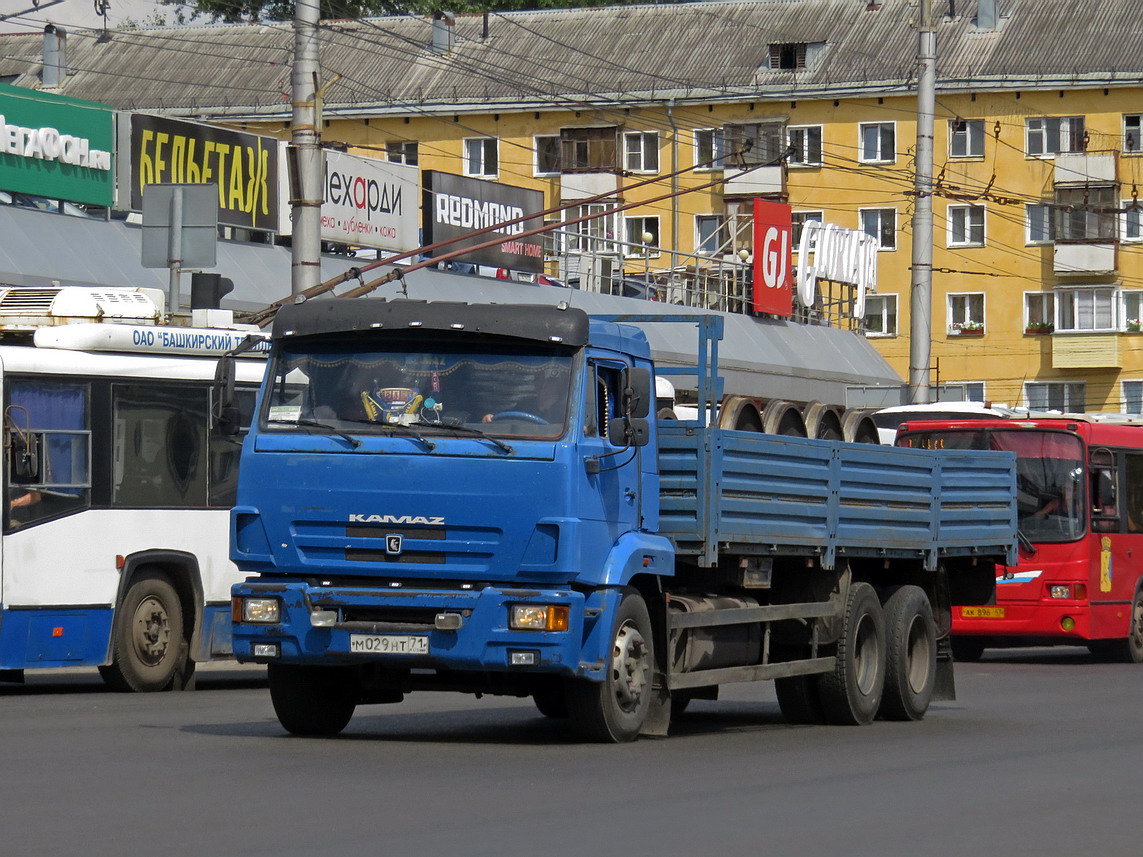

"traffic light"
[190,273,234,309]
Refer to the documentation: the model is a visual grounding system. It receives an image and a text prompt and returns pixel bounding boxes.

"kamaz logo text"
[349,514,445,525]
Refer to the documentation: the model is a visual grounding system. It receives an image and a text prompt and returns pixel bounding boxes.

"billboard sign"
[796,220,879,316]
[0,84,114,206]
[423,171,544,273]
[752,198,793,317]
[321,150,419,252]
[129,114,279,232]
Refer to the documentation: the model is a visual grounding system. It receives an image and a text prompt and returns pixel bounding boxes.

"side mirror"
[1095,468,1117,511]
[621,367,652,419]
[608,416,649,447]
[213,354,238,437]
[10,432,41,481]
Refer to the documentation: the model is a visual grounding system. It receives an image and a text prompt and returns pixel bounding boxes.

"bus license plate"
[349,634,429,655]
[961,606,1005,619]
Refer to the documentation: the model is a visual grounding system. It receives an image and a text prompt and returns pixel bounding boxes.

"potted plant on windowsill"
[949,321,984,336]
[1025,321,1054,335]
[1128,319,1142,333]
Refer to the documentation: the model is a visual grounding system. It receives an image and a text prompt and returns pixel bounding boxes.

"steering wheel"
[489,410,549,425]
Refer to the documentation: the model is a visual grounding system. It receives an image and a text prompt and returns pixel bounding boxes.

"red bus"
[896,415,1143,663]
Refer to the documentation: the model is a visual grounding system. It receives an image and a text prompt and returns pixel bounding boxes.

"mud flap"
[932,638,956,702]
[640,672,671,737]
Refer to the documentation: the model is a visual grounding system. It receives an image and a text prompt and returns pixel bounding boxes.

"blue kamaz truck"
[227,299,1017,741]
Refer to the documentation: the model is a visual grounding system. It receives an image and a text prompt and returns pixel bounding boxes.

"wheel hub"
[611,621,649,712]
[132,595,171,666]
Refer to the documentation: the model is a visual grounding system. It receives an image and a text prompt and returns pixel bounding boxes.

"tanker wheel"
[878,586,937,721]
[268,664,357,736]
[567,589,653,742]
[775,674,826,725]
[99,570,186,693]
[816,582,885,725]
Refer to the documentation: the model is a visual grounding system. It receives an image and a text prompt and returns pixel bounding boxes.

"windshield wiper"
[411,420,514,454]
[336,417,436,451]
[1017,529,1037,555]
[268,418,361,449]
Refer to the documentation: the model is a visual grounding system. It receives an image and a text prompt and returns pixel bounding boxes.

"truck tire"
[879,586,937,721]
[533,684,569,718]
[1087,589,1143,664]
[567,589,654,742]
[99,570,186,693]
[775,675,826,725]
[268,664,357,736]
[816,582,885,725]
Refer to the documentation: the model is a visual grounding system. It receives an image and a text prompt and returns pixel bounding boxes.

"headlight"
[509,604,569,631]
[234,596,281,624]
[1049,585,1071,599]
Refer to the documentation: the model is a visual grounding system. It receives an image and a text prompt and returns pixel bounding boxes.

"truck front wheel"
[878,586,936,721]
[568,589,654,742]
[268,664,357,736]
[817,582,885,725]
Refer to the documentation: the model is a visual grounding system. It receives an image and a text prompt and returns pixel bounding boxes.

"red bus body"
[896,416,1143,662]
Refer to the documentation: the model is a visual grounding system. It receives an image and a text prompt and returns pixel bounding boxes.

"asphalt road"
[1,648,1137,857]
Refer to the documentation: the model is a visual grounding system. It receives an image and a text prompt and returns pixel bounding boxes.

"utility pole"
[290,0,323,295]
[908,0,937,403]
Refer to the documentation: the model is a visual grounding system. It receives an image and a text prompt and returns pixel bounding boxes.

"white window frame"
[947,204,986,247]
[947,292,985,334]
[1123,380,1143,415]
[949,119,984,158]
[1025,116,1085,157]
[859,207,897,250]
[863,294,897,338]
[858,122,896,164]
[694,128,726,170]
[1122,291,1143,331]
[463,137,498,178]
[624,131,659,173]
[564,202,618,254]
[1024,291,1055,333]
[1026,203,1056,245]
[624,215,660,257]
[942,382,987,402]
[1123,200,1143,242]
[1024,381,1085,413]
[695,214,728,255]
[792,210,824,247]
[1056,286,1117,332]
[385,140,418,165]
[533,134,561,176]
[787,125,823,166]
[1125,114,1142,154]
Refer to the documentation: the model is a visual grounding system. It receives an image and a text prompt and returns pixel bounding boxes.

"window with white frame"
[1026,116,1085,156]
[792,210,824,247]
[624,132,659,173]
[1125,114,1142,154]
[948,204,986,247]
[859,208,896,249]
[695,128,726,170]
[1123,291,1143,330]
[1026,203,1056,244]
[1025,292,1055,332]
[1124,201,1142,241]
[942,382,987,401]
[534,135,561,175]
[863,294,897,337]
[386,141,418,165]
[948,293,985,333]
[625,216,660,256]
[859,122,896,163]
[463,137,498,177]
[1025,381,1085,412]
[787,125,823,166]
[1056,287,1116,331]
[564,203,618,253]
[949,119,984,158]
[1055,185,1117,241]
[1123,380,1143,414]
[696,214,729,254]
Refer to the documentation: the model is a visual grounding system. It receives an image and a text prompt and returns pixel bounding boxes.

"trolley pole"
[290,0,323,295]
[908,0,937,403]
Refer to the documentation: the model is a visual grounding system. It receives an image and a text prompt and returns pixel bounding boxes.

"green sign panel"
[0,84,114,207]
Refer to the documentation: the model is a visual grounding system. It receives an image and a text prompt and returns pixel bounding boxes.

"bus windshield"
[263,340,575,440]
[899,428,1085,542]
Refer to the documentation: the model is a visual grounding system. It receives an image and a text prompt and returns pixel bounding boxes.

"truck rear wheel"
[816,582,885,725]
[99,570,186,693]
[268,664,357,736]
[567,589,653,743]
[879,586,936,721]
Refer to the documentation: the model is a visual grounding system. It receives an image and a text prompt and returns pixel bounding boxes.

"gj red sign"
[752,199,793,317]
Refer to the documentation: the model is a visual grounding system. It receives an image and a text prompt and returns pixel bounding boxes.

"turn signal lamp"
[509,604,570,631]
[1060,616,1076,632]
[233,596,281,624]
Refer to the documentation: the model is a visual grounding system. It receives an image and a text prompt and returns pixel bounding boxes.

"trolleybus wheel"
[99,570,185,693]
[878,585,937,721]
[816,582,885,725]
[268,664,357,736]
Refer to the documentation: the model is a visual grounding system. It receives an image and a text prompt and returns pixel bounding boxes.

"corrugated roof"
[2,1,1142,118]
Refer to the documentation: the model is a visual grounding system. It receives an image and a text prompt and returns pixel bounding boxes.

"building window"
[463,137,498,177]
[534,135,561,175]
[625,216,660,256]
[1123,380,1143,414]
[695,128,726,170]
[1026,203,1056,244]
[863,294,897,337]
[948,293,985,334]
[723,122,785,165]
[1057,287,1116,331]
[769,42,807,70]
[1055,185,1117,242]
[1125,114,1142,154]
[859,122,896,163]
[948,204,985,247]
[386,141,418,165]
[696,214,729,254]
[1025,292,1055,332]
[1026,116,1085,156]
[792,210,824,247]
[564,203,618,253]
[859,208,896,250]
[942,382,987,402]
[1123,291,1143,331]
[949,119,984,158]
[1025,382,1085,412]
[624,132,659,173]
[1124,202,1142,241]
[787,125,823,166]
[560,127,619,172]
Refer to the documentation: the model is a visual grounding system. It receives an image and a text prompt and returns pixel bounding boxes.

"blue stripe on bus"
[0,607,114,669]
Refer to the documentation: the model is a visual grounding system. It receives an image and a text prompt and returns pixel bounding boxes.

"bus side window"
[112,383,208,508]
[1124,454,1143,533]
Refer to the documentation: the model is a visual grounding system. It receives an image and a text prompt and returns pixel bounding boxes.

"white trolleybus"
[0,286,266,691]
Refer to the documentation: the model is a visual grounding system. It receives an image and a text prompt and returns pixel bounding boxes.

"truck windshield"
[898,428,1085,543]
[263,340,575,440]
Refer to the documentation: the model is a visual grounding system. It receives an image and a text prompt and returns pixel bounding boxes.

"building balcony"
[723,165,784,198]
[560,172,620,200]
[1054,152,1117,186]
[1052,332,1120,369]
[1054,241,1117,275]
